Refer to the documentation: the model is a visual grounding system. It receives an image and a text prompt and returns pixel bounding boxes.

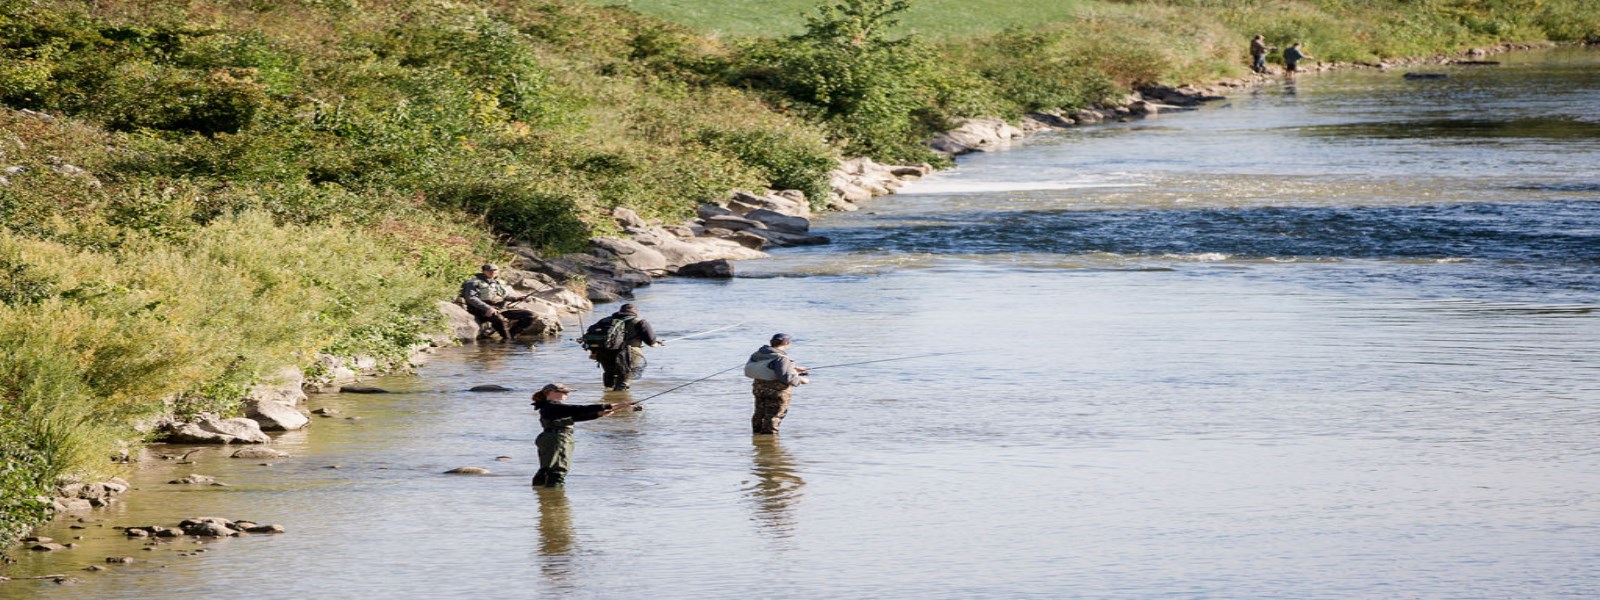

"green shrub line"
[2,0,1595,553]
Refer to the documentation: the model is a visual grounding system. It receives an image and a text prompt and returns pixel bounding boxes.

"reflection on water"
[744,436,805,540]
[4,48,1599,599]
[535,489,576,585]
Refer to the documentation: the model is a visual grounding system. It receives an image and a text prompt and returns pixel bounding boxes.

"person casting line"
[530,383,629,488]
[582,303,662,391]
[745,333,808,435]
[458,263,535,341]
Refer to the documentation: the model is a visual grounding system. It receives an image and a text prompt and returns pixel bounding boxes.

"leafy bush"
[694,127,837,205]
[735,0,946,161]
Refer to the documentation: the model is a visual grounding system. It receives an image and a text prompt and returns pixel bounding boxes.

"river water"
[5,48,1599,598]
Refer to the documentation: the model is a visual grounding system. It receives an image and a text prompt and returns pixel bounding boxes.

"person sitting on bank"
[1249,35,1276,73]
[582,303,662,391]
[1283,42,1312,75]
[530,383,629,488]
[745,333,809,435]
[459,263,536,341]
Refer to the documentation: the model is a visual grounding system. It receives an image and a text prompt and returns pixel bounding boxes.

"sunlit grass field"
[586,0,1098,38]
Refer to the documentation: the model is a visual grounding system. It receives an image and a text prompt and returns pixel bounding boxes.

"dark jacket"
[535,400,609,432]
[591,311,657,348]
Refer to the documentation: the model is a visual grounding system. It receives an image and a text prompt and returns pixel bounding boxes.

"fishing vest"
[465,276,509,304]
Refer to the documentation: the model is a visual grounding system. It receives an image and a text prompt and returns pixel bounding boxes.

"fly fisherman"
[745,333,809,435]
[581,303,662,391]
[530,383,629,488]
[458,264,535,341]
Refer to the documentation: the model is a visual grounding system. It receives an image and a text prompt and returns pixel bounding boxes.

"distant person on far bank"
[1250,35,1277,73]
[1283,42,1312,76]
[745,333,809,435]
[581,303,661,391]
[459,263,535,341]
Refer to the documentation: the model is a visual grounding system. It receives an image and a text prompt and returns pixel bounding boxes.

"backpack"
[582,315,635,351]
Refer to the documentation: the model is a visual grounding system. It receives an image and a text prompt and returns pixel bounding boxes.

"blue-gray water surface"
[5,48,1598,598]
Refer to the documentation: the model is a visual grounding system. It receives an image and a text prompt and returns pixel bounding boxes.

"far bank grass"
[597,0,1600,82]
[587,0,1098,39]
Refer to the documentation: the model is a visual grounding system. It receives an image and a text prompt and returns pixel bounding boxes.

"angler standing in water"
[582,304,662,391]
[745,333,809,435]
[530,383,629,488]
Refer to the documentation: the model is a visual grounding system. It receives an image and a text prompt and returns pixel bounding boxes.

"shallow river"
[6,48,1599,598]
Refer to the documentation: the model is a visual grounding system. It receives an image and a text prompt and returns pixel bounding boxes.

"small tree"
[738,0,938,161]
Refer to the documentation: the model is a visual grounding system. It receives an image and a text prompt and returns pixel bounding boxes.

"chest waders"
[532,418,577,488]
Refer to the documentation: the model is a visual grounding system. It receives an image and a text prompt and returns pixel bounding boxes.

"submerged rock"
[675,259,734,279]
[444,466,490,475]
[468,384,513,392]
[339,385,390,394]
[168,474,217,485]
[230,447,288,459]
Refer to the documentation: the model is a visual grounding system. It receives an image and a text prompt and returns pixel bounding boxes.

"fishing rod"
[801,351,969,372]
[659,322,745,344]
[632,351,967,405]
[630,364,744,405]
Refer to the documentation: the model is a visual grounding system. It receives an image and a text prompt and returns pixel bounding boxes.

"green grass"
[586,0,1099,39]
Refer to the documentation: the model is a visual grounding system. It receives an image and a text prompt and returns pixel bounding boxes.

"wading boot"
[543,473,566,489]
[531,469,549,487]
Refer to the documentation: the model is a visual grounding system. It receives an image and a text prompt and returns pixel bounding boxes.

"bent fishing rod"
[801,351,970,372]
[630,351,968,405]
[659,322,745,344]
[630,364,744,405]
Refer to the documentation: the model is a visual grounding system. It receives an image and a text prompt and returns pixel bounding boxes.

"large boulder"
[590,237,670,274]
[243,367,309,431]
[162,414,271,444]
[728,190,810,218]
[633,228,765,266]
[702,214,766,233]
[747,229,829,247]
[244,399,309,431]
[437,301,480,344]
[743,209,811,234]
[611,206,648,229]
[829,172,874,203]
[676,259,734,278]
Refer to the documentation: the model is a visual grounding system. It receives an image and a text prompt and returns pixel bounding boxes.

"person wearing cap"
[459,264,536,341]
[530,383,629,488]
[582,303,662,391]
[744,333,809,435]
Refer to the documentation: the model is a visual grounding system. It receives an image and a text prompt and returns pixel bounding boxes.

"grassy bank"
[3,0,1596,551]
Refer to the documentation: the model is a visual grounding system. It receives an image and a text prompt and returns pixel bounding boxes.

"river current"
[5,48,1598,598]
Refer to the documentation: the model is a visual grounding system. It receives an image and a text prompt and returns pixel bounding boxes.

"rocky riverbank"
[11,40,1577,561]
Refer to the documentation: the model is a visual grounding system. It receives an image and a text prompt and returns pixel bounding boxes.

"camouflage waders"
[752,379,792,434]
[531,426,575,488]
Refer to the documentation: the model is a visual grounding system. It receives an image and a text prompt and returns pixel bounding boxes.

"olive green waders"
[532,422,576,488]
